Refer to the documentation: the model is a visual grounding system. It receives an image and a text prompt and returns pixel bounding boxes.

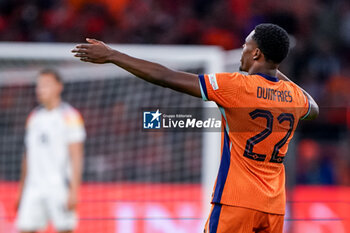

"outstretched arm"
[72,39,201,98]
[277,70,319,120]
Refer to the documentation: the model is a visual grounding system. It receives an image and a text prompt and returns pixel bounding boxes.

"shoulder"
[281,81,309,106]
[208,72,246,88]
[59,102,81,115]
[60,102,84,125]
[31,105,44,115]
[283,81,305,96]
[26,106,43,122]
[25,106,43,129]
[215,72,246,79]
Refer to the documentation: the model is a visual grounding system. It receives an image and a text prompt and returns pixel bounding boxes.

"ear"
[253,48,262,60]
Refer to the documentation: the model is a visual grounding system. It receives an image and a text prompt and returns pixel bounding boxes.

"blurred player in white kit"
[15,69,86,233]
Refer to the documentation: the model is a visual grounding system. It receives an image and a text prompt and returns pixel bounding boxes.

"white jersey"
[24,102,86,191]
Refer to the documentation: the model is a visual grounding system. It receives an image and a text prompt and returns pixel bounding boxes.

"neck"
[43,98,61,110]
[247,62,278,77]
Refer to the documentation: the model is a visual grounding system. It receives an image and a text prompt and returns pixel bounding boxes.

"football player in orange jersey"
[72,23,318,233]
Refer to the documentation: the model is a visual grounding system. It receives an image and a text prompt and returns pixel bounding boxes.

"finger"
[71,48,88,53]
[80,57,94,63]
[86,38,101,45]
[75,44,91,49]
[74,53,88,58]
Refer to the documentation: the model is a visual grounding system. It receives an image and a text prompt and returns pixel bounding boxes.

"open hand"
[72,38,114,64]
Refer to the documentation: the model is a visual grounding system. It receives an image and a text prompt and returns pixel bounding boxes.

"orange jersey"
[198,72,310,214]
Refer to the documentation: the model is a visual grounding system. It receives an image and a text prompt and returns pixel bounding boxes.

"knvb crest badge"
[143,109,162,129]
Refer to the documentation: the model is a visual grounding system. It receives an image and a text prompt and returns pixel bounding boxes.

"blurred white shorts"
[16,187,77,232]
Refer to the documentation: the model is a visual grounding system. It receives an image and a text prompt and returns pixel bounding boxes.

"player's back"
[199,72,309,214]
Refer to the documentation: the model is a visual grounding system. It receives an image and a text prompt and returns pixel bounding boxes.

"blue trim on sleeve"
[219,106,230,135]
[256,73,279,82]
[300,99,311,120]
[212,129,231,203]
[198,75,209,101]
[209,204,222,233]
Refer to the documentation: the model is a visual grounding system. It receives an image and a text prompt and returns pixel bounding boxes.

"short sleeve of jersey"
[198,72,243,107]
[291,83,311,120]
[64,109,86,143]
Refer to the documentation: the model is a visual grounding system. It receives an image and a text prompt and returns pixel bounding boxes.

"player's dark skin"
[72,31,318,120]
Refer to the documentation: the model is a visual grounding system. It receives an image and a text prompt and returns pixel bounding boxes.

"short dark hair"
[252,23,290,64]
[39,68,63,83]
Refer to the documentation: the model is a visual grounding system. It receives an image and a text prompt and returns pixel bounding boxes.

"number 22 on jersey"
[243,109,295,163]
